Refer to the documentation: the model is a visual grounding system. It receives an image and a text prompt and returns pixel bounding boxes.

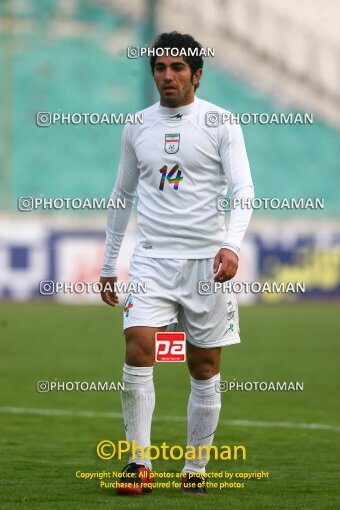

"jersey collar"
[157,96,197,121]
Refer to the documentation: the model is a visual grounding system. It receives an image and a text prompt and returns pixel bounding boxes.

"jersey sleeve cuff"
[100,266,118,278]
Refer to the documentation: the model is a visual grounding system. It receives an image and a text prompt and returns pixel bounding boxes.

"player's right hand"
[100,276,119,307]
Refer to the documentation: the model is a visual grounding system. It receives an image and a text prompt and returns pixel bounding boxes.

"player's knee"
[189,360,217,380]
[125,341,154,366]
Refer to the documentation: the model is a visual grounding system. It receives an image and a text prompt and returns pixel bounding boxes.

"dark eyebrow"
[154,61,187,69]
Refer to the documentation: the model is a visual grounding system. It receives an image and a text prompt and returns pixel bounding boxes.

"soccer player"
[100,31,254,495]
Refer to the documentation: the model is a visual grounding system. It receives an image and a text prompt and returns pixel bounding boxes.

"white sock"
[121,363,155,470]
[183,373,221,474]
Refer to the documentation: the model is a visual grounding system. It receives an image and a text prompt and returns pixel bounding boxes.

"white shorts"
[123,255,240,348]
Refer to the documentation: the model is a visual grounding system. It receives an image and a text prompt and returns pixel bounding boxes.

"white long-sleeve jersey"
[101,96,254,277]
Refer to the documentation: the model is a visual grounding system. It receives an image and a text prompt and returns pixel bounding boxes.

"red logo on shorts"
[155,332,186,362]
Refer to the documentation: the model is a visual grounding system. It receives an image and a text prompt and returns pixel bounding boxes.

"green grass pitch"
[1,302,340,509]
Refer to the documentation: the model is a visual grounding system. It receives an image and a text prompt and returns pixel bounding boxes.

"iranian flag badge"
[164,133,180,154]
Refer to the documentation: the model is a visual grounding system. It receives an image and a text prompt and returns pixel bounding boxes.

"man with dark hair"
[100,31,254,495]
[150,31,204,91]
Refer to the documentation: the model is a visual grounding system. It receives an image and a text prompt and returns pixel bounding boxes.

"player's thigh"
[124,325,167,366]
[186,342,222,379]
[123,255,182,365]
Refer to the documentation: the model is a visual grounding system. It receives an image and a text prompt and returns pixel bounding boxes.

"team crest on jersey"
[164,133,180,154]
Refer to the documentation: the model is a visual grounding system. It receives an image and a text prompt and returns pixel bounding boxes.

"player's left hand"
[99,276,119,307]
[213,248,239,282]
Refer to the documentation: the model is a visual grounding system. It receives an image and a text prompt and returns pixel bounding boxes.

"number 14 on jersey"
[159,164,183,191]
